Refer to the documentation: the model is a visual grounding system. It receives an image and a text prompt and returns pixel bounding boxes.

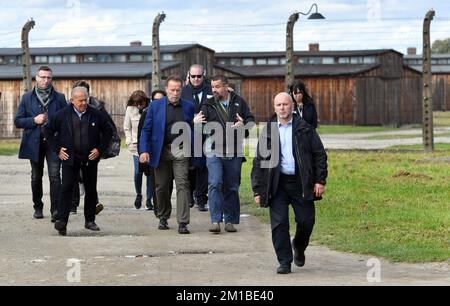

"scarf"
[35,86,53,108]
[189,81,207,106]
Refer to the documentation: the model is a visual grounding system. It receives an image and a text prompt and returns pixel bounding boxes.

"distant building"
[404,52,450,111]
[0,42,428,138]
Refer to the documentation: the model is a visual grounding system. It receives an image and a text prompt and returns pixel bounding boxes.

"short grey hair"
[71,86,89,98]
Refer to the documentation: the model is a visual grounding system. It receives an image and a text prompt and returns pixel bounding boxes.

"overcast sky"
[1,0,450,54]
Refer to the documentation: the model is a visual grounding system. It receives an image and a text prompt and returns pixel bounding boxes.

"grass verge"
[240,151,450,263]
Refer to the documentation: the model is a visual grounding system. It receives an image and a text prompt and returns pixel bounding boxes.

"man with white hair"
[251,92,328,274]
[46,86,113,236]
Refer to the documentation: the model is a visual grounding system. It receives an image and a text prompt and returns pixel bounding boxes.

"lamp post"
[285,3,325,91]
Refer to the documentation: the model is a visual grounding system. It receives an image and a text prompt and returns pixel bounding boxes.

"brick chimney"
[130,41,142,47]
[407,47,417,55]
[309,43,320,52]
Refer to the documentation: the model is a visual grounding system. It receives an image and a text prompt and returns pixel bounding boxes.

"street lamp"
[285,3,325,91]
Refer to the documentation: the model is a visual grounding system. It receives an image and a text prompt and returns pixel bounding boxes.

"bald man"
[251,92,328,274]
[46,86,113,236]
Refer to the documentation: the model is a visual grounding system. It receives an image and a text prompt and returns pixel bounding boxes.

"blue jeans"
[206,156,242,224]
[133,155,153,200]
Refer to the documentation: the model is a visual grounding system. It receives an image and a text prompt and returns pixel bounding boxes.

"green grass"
[240,151,450,263]
[434,111,450,127]
[0,139,20,156]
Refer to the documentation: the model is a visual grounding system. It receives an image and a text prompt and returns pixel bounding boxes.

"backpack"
[88,97,121,159]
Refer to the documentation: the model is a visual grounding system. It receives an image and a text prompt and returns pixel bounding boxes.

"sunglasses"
[190,75,203,79]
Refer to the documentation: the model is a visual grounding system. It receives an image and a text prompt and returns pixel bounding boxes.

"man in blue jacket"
[140,76,195,235]
[14,66,67,220]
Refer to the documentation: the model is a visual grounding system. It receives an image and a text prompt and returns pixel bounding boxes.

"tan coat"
[124,106,141,156]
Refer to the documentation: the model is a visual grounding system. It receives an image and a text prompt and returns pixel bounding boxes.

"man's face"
[189,66,204,88]
[166,80,182,104]
[274,95,294,121]
[212,80,228,102]
[71,91,89,113]
[36,70,53,89]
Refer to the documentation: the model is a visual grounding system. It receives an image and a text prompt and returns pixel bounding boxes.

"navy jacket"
[45,105,113,166]
[140,97,195,168]
[14,88,67,163]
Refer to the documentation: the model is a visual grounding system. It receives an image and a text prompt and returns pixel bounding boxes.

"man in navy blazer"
[14,66,67,220]
[140,76,195,234]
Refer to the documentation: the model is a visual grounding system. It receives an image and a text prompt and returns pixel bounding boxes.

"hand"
[59,148,69,161]
[34,114,47,125]
[231,114,244,128]
[314,184,326,198]
[89,148,100,161]
[139,153,150,164]
[194,111,207,124]
[254,195,261,206]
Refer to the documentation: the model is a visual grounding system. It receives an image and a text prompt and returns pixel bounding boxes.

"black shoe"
[198,204,208,212]
[70,207,77,215]
[189,201,195,208]
[85,221,100,231]
[146,199,154,211]
[277,265,291,274]
[54,220,67,236]
[293,243,306,267]
[51,211,58,223]
[158,218,169,230]
[134,195,143,210]
[33,208,44,219]
[178,223,190,235]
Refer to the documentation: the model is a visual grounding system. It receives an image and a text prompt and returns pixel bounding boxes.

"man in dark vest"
[14,66,67,221]
[46,86,113,236]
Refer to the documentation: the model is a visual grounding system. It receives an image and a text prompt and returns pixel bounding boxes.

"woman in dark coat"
[289,81,318,129]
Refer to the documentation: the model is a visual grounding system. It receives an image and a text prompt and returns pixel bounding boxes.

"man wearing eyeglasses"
[181,64,213,212]
[14,66,67,221]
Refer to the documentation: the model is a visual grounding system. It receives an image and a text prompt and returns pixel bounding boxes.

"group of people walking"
[15,64,328,274]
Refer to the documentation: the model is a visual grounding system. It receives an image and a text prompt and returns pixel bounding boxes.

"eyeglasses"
[190,75,203,79]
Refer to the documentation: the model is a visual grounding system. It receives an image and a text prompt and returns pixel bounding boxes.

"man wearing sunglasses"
[181,64,213,213]
[15,66,67,221]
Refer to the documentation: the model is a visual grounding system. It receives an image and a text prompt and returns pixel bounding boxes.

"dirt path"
[0,152,448,286]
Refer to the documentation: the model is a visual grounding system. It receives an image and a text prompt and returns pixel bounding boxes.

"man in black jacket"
[181,64,213,212]
[46,87,113,236]
[251,92,328,274]
[194,75,255,234]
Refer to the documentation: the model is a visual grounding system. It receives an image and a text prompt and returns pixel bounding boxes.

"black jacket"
[199,91,255,157]
[181,82,213,112]
[46,105,113,165]
[296,102,318,129]
[251,113,327,207]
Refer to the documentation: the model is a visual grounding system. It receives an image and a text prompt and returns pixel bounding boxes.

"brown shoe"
[209,222,221,234]
[225,223,237,233]
[95,203,104,215]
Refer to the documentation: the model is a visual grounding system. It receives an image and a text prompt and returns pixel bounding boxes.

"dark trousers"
[57,160,98,224]
[72,172,99,209]
[30,138,61,213]
[270,174,315,266]
[189,164,208,206]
